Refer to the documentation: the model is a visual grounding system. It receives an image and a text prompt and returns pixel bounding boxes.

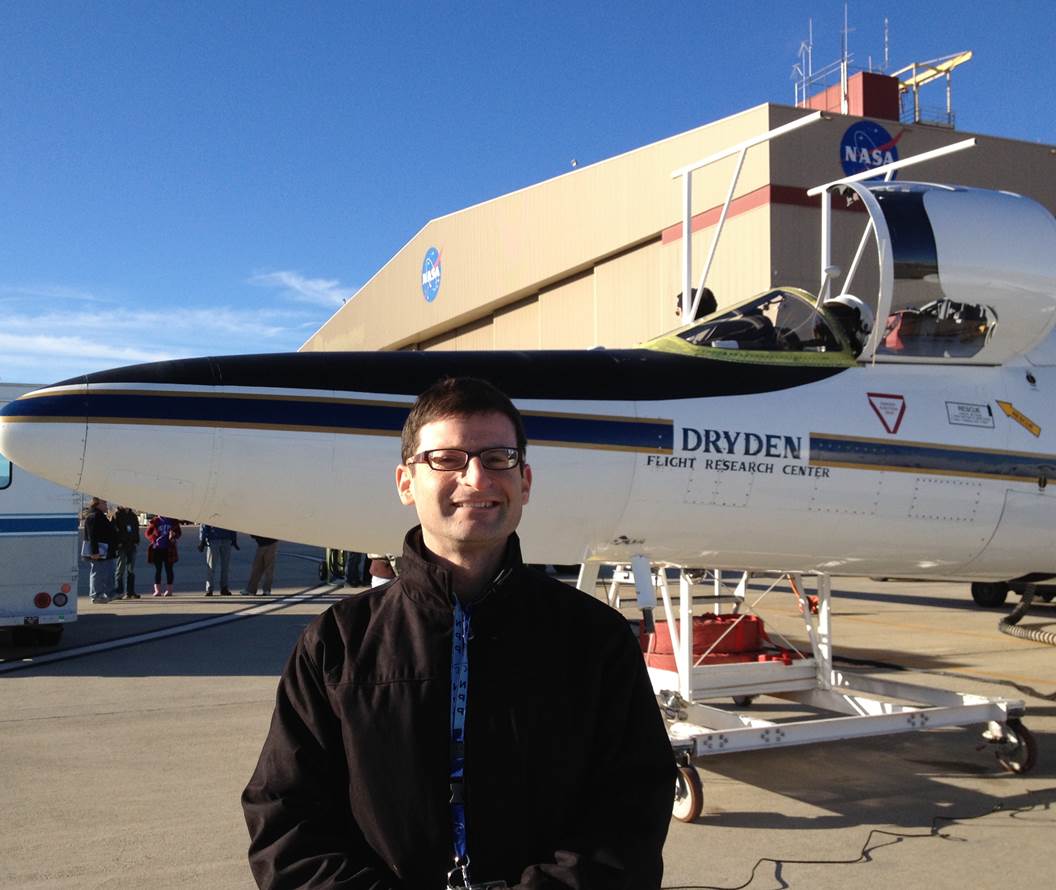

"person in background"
[111,505,141,599]
[83,497,116,604]
[243,535,279,597]
[344,551,369,587]
[366,552,397,587]
[146,516,181,597]
[199,525,240,595]
[674,286,717,323]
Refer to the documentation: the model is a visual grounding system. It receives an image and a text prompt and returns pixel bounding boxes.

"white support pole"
[691,146,747,319]
[819,189,833,301]
[734,571,749,608]
[658,570,678,648]
[678,569,693,698]
[816,574,833,690]
[839,218,874,296]
[671,111,825,321]
[839,165,895,297]
[630,555,657,610]
[806,138,976,197]
[681,171,693,319]
[575,561,601,597]
[671,111,824,180]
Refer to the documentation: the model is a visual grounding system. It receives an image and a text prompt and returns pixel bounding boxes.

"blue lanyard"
[449,599,472,886]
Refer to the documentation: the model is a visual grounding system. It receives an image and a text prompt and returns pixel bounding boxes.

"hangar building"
[302,68,1056,355]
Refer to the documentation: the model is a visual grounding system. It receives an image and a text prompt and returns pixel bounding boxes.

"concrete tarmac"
[2,541,1055,889]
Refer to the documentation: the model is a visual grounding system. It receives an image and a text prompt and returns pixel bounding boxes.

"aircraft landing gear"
[971,582,1009,607]
[984,717,1038,774]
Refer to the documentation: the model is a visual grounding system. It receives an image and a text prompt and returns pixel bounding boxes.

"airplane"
[3,164,1056,612]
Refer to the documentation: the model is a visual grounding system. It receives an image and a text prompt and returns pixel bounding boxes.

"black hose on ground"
[999,584,1056,646]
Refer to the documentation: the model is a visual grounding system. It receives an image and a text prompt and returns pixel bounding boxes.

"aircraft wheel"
[995,718,1037,774]
[732,695,755,708]
[971,582,1009,608]
[672,765,703,822]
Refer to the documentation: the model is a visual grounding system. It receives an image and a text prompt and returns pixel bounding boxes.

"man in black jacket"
[83,496,117,604]
[242,377,674,889]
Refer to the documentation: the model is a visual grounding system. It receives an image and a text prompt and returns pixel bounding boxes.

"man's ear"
[395,463,416,506]
[521,463,532,505]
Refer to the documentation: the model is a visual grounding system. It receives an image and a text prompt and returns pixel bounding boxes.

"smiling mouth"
[454,501,500,509]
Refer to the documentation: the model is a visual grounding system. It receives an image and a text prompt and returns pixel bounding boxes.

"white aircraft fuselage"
[1,343,1053,583]
[3,181,1056,585]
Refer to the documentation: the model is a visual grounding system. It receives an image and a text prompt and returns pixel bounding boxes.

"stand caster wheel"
[672,765,703,822]
[995,717,1037,774]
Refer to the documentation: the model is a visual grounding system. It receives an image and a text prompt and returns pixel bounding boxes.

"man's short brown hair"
[400,377,527,463]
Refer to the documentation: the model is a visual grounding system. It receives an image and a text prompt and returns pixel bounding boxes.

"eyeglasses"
[406,447,523,472]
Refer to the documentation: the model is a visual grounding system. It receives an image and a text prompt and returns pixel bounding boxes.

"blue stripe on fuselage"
[0,515,79,535]
[5,392,674,454]
[810,434,1056,481]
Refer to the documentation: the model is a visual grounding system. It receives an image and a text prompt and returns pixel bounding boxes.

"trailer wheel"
[672,765,703,822]
[318,560,328,583]
[996,718,1037,774]
[971,582,1009,608]
[732,695,755,707]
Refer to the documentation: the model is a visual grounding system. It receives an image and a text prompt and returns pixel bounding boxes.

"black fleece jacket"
[242,527,674,889]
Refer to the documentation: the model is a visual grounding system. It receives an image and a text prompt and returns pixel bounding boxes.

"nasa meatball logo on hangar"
[840,120,905,178]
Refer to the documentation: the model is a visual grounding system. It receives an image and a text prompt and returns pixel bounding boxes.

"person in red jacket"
[145,516,181,597]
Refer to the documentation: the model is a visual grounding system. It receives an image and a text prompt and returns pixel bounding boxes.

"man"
[198,524,240,595]
[243,377,674,889]
[111,505,141,599]
[83,496,116,604]
[243,534,279,596]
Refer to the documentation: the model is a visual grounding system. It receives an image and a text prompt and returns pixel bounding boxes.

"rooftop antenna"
[883,16,890,73]
[792,18,814,105]
[840,2,854,114]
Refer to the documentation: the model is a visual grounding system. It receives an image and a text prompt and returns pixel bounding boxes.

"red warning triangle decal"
[867,392,906,434]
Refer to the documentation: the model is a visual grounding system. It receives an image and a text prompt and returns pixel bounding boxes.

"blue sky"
[1,0,1053,383]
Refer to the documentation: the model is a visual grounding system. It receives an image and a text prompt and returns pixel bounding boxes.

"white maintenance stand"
[596,565,1037,822]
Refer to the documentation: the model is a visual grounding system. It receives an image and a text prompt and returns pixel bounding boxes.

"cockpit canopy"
[833,182,1056,365]
[648,183,1056,368]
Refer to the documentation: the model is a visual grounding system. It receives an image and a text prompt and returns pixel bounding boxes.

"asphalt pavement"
[2,540,1055,889]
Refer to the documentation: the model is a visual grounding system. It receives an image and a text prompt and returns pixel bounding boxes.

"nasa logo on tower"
[840,121,904,178]
[421,247,442,302]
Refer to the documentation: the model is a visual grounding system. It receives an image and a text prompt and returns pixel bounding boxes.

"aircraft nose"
[0,383,88,491]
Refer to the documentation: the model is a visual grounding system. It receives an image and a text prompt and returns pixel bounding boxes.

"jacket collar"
[398,525,524,611]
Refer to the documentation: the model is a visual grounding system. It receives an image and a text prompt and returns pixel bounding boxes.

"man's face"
[396,412,531,560]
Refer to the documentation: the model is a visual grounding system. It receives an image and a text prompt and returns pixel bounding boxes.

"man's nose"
[461,455,490,486]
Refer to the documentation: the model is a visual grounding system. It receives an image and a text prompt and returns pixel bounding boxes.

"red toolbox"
[640,613,795,671]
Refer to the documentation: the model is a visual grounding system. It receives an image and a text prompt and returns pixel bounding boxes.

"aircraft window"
[677,291,842,353]
[878,299,997,358]
[0,452,11,490]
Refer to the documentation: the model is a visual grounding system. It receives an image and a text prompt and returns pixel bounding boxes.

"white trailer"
[0,383,81,645]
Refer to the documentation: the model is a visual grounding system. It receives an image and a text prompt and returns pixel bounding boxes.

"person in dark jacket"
[111,505,141,599]
[242,377,674,890]
[83,496,117,604]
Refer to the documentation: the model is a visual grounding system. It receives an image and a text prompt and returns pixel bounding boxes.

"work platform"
[591,564,1038,822]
